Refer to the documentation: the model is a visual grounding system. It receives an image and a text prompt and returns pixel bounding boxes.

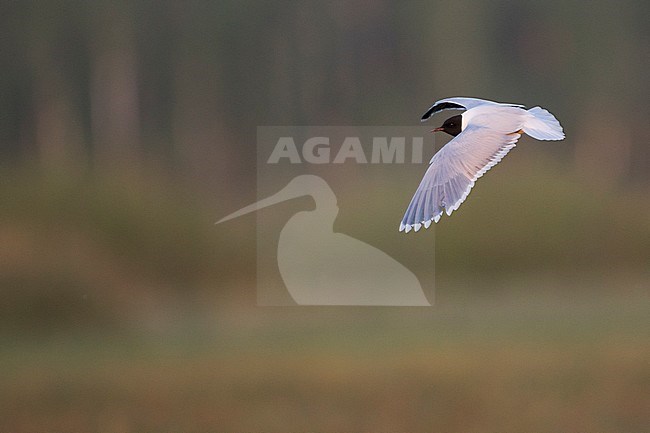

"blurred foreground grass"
[1,287,649,432]
[0,159,648,432]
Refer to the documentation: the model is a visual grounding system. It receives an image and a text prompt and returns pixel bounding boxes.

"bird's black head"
[433,115,462,137]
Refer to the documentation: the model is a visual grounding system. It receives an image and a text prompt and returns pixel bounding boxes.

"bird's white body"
[400,97,564,232]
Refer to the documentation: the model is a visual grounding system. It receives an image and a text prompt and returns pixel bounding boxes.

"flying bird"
[400,97,564,232]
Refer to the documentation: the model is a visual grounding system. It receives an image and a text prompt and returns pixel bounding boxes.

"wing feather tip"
[400,216,438,233]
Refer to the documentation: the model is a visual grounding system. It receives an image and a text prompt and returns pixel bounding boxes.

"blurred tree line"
[1,0,649,190]
[0,0,648,331]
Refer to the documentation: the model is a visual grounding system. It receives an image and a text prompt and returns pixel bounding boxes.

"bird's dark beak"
[431,127,444,133]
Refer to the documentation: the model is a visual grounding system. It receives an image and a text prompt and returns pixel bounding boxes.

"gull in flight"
[400,97,564,232]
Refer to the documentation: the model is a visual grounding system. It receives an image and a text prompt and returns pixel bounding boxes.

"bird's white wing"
[421,97,524,122]
[400,125,522,232]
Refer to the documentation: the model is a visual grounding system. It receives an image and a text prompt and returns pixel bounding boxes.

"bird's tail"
[523,106,565,140]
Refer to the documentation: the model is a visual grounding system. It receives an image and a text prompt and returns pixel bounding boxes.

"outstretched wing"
[400,126,522,232]
[421,97,524,122]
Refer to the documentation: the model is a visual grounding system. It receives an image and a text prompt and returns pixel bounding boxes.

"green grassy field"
[0,165,648,432]
[2,282,648,433]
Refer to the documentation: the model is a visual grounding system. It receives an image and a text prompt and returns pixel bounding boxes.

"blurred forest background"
[1,1,649,432]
